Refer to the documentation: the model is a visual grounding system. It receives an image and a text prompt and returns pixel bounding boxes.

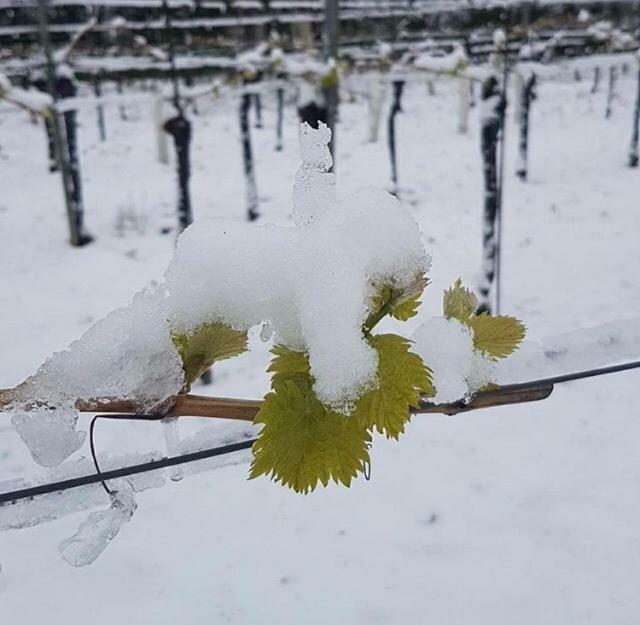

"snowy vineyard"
[1,11,640,623]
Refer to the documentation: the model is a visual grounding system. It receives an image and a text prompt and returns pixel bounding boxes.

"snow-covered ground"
[1,70,640,623]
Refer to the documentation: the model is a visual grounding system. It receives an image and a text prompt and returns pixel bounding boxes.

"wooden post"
[629,66,640,168]
[387,79,404,197]
[322,0,339,168]
[36,0,81,247]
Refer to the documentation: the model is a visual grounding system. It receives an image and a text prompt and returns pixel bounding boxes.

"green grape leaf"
[172,321,248,385]
[443,278,479,321]
[363,273,429,331]
[467,314,526,359]
[267,344,311,388]
[250,378,371,494]
[354,334,434,440]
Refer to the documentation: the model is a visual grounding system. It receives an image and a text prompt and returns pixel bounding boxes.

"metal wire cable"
[1,359,640,506]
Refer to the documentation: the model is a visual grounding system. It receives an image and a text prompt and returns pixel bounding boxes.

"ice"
[496,318,640,384]
[292,122,335,226]
[58,481,136,567]
[412,317,494,403]
[166,124,429,407]
[14,285,184,410]
[0,423,254,533]
[161,418,183,482]
[11,405,85,468]
[8,286,184,466]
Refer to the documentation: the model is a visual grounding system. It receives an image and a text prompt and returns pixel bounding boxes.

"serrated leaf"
[268,344,311,387]
[443,278,479,321]
[250,379,371,494]
[364,273,429,331]
[354,334,434,440]
[467,314,526,359]
[172,321,248,385]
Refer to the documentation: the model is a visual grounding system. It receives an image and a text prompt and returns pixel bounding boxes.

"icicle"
[58,481,136,567]
[292,121,335,226]
[161,417,183,481]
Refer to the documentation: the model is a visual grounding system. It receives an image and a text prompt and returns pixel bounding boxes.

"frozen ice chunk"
[161,417,183,482]
[293,122,335,226]
[412,317,494,403]
[58,481,136,567]
[11,405,85,468]
[14,285,184,409]
[166,126,429,407]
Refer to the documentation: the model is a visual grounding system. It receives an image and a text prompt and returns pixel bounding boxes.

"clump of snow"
[0,71,52,114]
[166,124,429,407]
[14,286,184,410]
[413,44,467,74]
[412,317,494,403]
[58,481,136,567]
[292,122,335,225]
[9,286,184,466]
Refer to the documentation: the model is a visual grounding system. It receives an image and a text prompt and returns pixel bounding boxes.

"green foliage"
[172,321,248,386]
[363,273,429,332]
[250,376,371,494]
[443,278,478,321]
[442,279,525,359]
[467,313,526,360]
[354,334,433,439]
[267,344,311,388]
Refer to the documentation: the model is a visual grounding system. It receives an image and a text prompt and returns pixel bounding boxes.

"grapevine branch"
[2,358,640,422]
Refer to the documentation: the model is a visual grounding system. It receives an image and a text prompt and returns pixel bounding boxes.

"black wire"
[497,359,640,392]
[0,437,256,505]
[1,359,640,506]
[89,416,112,496]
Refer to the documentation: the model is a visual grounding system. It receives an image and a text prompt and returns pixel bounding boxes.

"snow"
[13,285,184,410]
[7,286,184,465]
[1,66,640,622]
[412,317,494,402]
[166,122,428,406]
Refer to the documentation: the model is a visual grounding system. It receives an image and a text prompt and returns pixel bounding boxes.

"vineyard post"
[516,71,536,181]
[629,62,640,168]
[36,0,82,247]
[322,0,339,167]
[605,65,617,119]
[92,73,106,141]
[275,81,284,151]
[387,79,405,197]
[240,90,259,221]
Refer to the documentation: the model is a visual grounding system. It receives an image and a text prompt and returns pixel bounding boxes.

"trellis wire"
[1,360,640,506]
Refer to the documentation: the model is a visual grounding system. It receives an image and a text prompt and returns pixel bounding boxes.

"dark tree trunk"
[163,114,193,233]
[387,79,405,196]
[478,76,506,314]
[93,76,106,141]
[591,66,601,94]
[630,68,640,168]
[275,84,284,151]
[253,92,263,128]
[605,65,617,119]
[516,72,536,181]
[240,92,259,221]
